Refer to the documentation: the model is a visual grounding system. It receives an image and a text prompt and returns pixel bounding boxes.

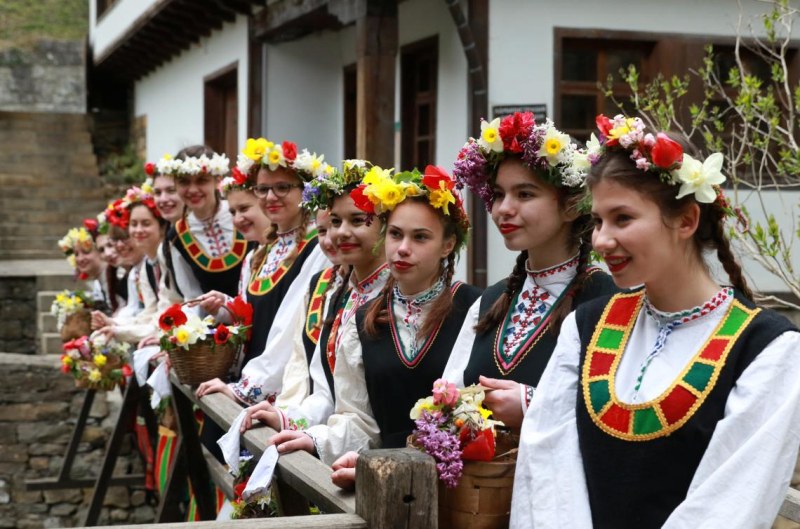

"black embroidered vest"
[357,283,482,448]
[574,290,796,529]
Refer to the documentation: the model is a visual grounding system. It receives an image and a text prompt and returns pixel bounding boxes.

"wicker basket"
[60,310,92,342]
[74,356,124,391]
[438,431,518,529]
[169,341,238,385]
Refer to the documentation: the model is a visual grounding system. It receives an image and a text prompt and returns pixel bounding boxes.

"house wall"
[90,0,159,61]
[484,0,800,290]
[132,14,250,161]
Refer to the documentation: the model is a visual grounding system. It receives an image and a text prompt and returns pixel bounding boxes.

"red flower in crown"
[83,218,99,235]
[214,324,230,345]
[231,167,248,186]
[158,304,187,332]
[107,203,130,229]
[350,184,376,215]
[595,115,616,146]
[649,133,683,170]
[498,112,535,153]
[421,165,455,192]
[144,162,156,176]
[282,141,298,162]
[142,197,162,218]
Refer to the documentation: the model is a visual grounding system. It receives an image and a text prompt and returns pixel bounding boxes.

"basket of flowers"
[158,297,253,385]
[60,334,132,391]
[51,290,95,342]
[409,379,518,529]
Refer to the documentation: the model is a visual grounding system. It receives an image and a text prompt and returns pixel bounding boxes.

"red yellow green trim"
[248,229,318,296]
[305,267,334,344]
[175,218,247,273]
[582,290,759,441]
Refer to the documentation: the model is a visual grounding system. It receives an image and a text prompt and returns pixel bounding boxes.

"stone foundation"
[0,279,37,354]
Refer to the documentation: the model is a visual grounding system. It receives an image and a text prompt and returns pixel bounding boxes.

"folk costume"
[444,256,616,409]
[304,165,476,465]
[510,289,800,528]
[447,112,615,413]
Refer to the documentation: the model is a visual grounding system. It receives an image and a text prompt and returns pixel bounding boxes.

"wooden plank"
[780,487,800,523]
[25,475,144,490]
[171,376,356,515]
[173,385,216,520]
[203,446,235,500]
[252,0,328,39]
[355,449,437,529]
[85,513,367,529]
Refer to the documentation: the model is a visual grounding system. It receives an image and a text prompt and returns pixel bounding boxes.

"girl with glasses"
[444,113,616,428]
[511,116,800,528]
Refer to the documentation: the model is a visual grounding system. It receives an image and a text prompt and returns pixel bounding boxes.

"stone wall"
[0,40,86,113]
[0,279,37,354]
[0,353,155,528]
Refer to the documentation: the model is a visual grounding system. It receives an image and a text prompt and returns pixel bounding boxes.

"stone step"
[0,208,105,225]
[0,133,95,152]
[0,248,62,260]
[0,224,91,238]
[0,112,90,131]
[40,332,63,356]
[1,186,110,200]
[37,291,62,313]
[36,274,83,291]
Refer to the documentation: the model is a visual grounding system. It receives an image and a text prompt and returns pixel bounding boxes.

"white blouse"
[510,295,800,529]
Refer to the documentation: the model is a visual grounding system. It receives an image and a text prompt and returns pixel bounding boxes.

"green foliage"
[0,0,88,49]
[98,145,146,186]
[605,0,800,307]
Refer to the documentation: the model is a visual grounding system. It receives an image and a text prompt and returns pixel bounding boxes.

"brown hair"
[586,148,753,300]
[474,159,595,335]
[362,195,469,339]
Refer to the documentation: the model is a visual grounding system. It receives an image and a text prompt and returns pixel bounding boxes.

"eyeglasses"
[253,183,303,198]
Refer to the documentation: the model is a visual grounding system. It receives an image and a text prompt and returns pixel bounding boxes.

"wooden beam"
[247,18,264,138]
[252,0,328,39]
[355,0,398,167]
[84,514,368,529]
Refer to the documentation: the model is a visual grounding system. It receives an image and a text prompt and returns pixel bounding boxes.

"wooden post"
[355,448,437,528]
[355,0,398,168]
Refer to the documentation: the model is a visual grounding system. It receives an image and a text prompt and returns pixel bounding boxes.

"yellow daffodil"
[478,117,503,153]
[363,166,393,186]
[266,145,285,171]
[88,369,102,383]
[61,356,73,366]
[608,117,637,144]
[93,354,107,367]
[477,405,493,421]
[537,126,571,165]
[141,181,154,194]
[243,138,271,162]
[429,181,456,214]
[372,179,406,210]
[175,327,190,346]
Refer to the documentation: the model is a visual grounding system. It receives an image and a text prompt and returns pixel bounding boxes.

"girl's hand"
[331,451,359,490]
[479,375,524,428]
[138,335,159,348]
[269,430,316,455]
[241,402,280,432]
[91,310,112,330]
[197,291,226,315]
[195,378,235,400]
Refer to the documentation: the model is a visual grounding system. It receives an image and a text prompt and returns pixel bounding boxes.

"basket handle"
[182,298,241,324]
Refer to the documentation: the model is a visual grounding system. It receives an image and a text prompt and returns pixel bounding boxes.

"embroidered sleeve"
[519,384,535,415]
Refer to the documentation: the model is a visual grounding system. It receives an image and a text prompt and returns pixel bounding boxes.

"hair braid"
[474,250,528,334]
[362,276,395,338]
[419,253,457,339]
[708,206,753,301]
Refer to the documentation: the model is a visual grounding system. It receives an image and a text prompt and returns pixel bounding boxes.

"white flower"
[236,153,255,174]
[208,153,230,176]
[156,155,177,175]
[672,153,726,203]
[478,117,503,153]
[537,122,571,165]
[343,159,367,170]
[180,157,202,175]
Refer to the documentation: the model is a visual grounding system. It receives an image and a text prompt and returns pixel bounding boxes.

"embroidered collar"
[582,290,759,441]
[525,253,580,280]
[248,228,318,295]
[393,276,445,307]
[643,287,732,327]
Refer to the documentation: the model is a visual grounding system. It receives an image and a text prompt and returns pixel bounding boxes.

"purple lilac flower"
[453,142,493,212]
[414,411,464,488]
[301,182,319,204]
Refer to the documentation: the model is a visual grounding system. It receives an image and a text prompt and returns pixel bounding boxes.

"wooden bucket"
[75,355,124,391]
[60,310,92,342]
[438,432,518,529]
[168,341,237,385]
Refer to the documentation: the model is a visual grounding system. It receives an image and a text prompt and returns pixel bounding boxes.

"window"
[401,36,438,169]
[204,64,238,162]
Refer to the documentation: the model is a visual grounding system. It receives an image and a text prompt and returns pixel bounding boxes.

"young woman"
[510,115,800,528]
[59,221,107,306]
[265,166,481,472]
[92,185,168,343]
[159,146,247,301]
[194,139,330,406]
[240,160,390,434]
[93,221,128,314]
[444,112,616,427]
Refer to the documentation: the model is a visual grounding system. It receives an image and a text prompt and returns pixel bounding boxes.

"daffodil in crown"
[300,159,373,212]
[236,137,332,184]
[453,112,590,211]
[593,114,726,204]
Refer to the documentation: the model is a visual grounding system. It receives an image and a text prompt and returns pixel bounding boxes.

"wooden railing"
[77,372,800,528]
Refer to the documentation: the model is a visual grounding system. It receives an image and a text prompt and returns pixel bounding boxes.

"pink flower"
[432,378,459,407]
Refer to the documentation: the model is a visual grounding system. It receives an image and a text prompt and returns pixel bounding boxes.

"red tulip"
[144,162,156,176]
[282,141,298,161]
[460,427,495,461]
[650,133,684,169]
[595,114,615,145]
[350,184,376,215]
[158,304,187,332]
[421,165,454,192]
[214,324,230,345]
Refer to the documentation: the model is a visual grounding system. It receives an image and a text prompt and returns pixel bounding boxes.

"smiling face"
[176,172,218,220]
[385,200,455,295]
[329,193,384,279]
[74,244,104,279]
[152,174,183,223]
[591,178,688,289]
[490,157,575,268]
[128,204,163,259]
[256,167,304,232]
[227,189,270,244]
[315,208,339,264]
[95,234,119,267]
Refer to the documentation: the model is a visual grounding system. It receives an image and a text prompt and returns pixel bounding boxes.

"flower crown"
[154,152,230,178]
[592,114,726,203]
[453,112,589,211]
[300,159,373,212]
[218,167,252,196]
[237,137,332,183]
[58,226,93,256]
[101,179,161,231]
[351,165,471,246]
